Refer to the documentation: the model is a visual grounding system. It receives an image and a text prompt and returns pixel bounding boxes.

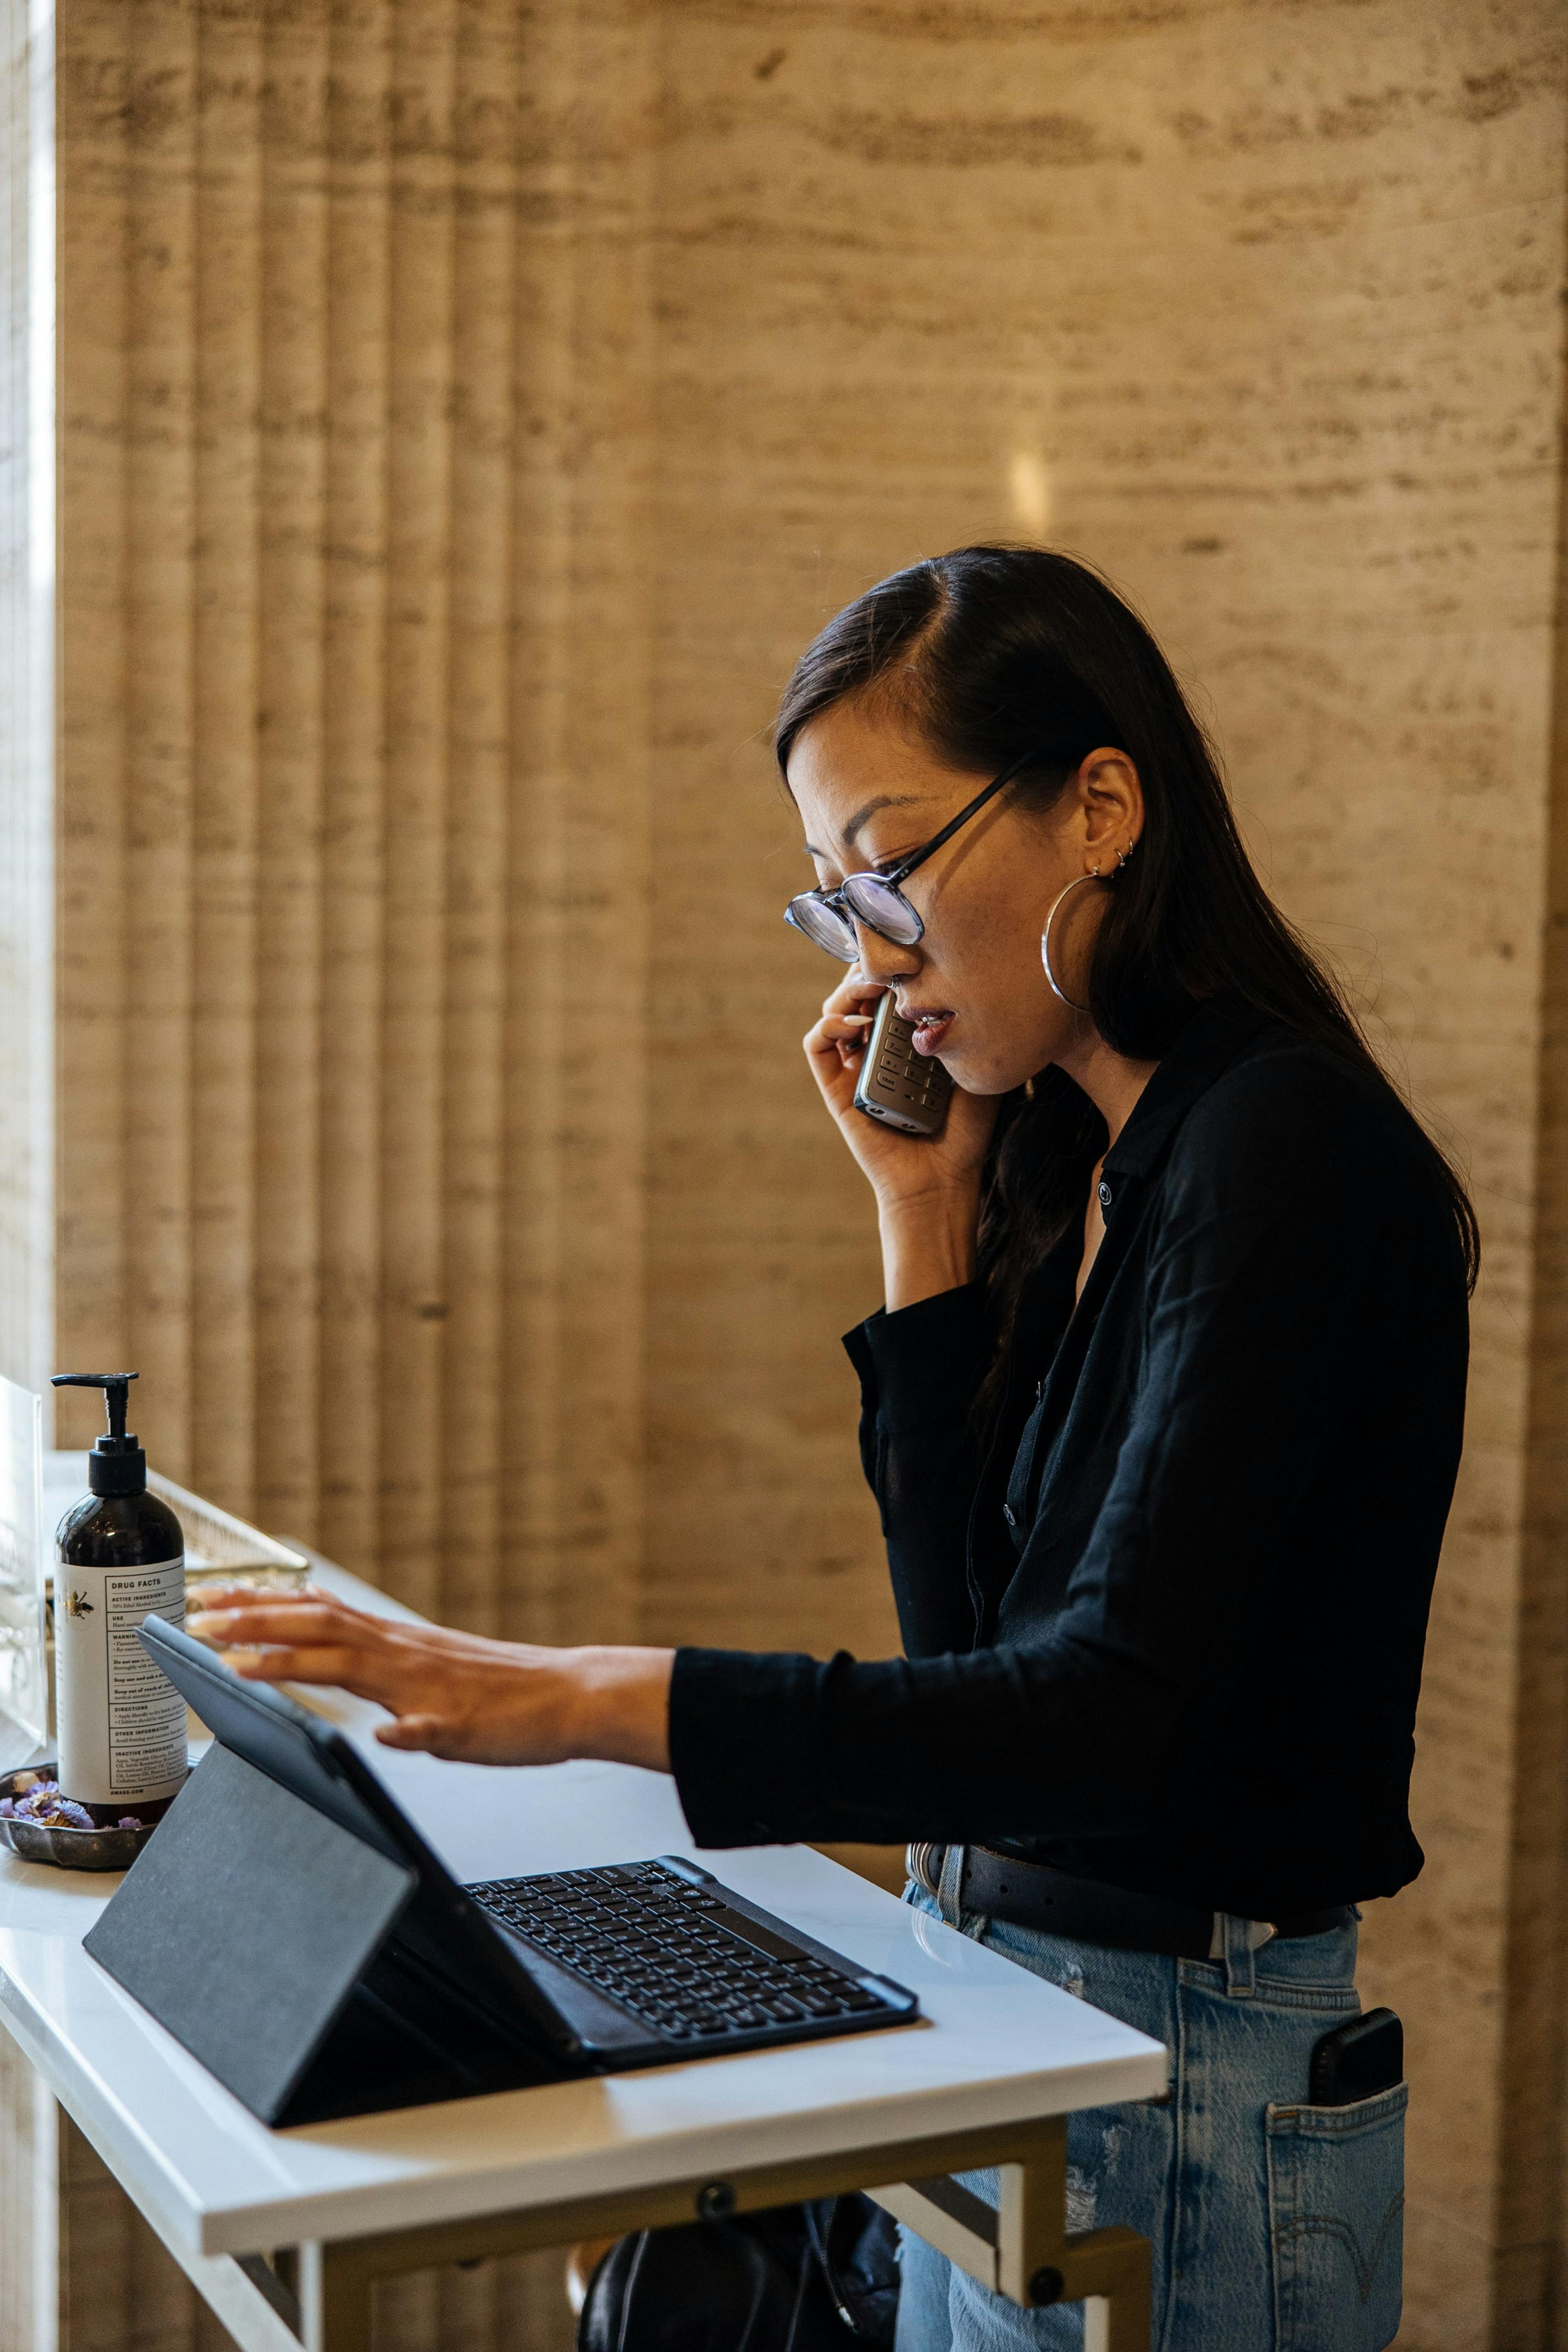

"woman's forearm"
[878,1186,982,1310]
[563,1647,675,1771]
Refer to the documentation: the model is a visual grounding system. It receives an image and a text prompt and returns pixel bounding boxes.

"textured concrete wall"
[26,2,1568,2349]
[642,11,1568,2345]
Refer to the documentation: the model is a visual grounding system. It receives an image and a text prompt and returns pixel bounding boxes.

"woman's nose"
[853,924,919,983]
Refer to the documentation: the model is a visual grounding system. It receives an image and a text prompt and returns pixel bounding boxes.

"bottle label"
[56,1555,187,1804]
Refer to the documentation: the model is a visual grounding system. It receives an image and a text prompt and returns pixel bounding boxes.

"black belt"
[916,1845,1352,1960]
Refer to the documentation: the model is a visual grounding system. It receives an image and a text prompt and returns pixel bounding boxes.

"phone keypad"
[864,1013,949,1125]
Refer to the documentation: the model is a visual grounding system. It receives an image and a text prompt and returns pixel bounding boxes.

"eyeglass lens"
[787,895,859,958]
[839,873,923,945]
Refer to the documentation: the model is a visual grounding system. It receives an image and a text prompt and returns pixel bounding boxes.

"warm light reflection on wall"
[1009,447,1051,538]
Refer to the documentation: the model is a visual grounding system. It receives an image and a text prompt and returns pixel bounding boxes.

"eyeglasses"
[784,746,1043,962]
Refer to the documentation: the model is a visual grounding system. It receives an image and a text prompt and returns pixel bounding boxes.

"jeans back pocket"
[1265,2079,1407,2351]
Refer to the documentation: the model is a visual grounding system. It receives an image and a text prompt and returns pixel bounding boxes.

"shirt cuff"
[841,1283,990,1432]
[668,1646,826,1846]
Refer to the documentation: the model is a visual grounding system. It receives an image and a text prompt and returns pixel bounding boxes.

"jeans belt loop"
[1206,1914,1279,1960]
[935,1841,967,1929]
[1220,1909,1257,1997]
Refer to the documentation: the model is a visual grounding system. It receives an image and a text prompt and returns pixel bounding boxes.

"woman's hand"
[804,970,999,1307]
[185,1585,674,1771]
[804,970,998,1202]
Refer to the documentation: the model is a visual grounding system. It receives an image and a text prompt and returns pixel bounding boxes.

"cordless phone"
[851,992,954,1138]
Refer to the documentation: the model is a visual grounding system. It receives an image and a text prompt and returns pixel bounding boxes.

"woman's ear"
[1074,748,1143,869]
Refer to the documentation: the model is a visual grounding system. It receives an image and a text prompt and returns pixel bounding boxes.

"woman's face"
[787,697,1143,1096]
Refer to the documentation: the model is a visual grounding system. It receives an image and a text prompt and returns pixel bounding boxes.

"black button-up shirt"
[669,996,1470,1918]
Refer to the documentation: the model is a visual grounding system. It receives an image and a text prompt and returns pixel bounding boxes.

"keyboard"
[468,1856,916,2050]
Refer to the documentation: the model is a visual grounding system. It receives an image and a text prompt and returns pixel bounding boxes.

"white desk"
[0,1560,1166,2352]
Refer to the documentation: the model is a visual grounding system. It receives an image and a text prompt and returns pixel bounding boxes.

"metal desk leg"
[298,2240,372,2352]
[871,2116,1152,2350]
[237,2116,1151,2352]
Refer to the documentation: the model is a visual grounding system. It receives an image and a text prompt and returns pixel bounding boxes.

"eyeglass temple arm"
[884,746,1044,885]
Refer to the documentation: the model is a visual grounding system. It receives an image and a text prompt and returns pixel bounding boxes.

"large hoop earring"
[1041,873,1102,1011]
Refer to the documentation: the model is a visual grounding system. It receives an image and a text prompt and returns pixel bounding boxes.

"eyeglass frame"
[783,743,1046,961]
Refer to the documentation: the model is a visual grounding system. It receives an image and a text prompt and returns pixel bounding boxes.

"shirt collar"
[1101,993,1276,1182]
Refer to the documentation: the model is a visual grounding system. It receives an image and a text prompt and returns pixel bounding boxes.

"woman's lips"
[906,1011,955,1056]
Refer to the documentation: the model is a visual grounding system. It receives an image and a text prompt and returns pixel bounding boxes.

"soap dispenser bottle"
[51,1374,188,1823]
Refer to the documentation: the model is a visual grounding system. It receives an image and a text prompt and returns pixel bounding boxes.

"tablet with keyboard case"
[82,1616,918,2124]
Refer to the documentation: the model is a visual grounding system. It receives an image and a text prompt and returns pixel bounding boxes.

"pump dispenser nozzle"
[51,1373,145,1495]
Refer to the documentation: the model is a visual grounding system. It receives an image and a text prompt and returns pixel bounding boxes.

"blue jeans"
[895,1871,1405,2352]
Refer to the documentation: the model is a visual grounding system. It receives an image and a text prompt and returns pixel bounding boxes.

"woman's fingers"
[813,971,885,1053]
[191,1583,510,1665]
[815,1011,874,1068]
[372,1710,515,1766]
[806,975,882,1074]
[227,1642,379,1691]
[189,1593,574,1764]
[188,1580,326,1617]
[188,1595,433,1715]
[189,1596,373,1649]
[801,970,891,1105]
[374,1713,449,1753]
[820,969,885,1019]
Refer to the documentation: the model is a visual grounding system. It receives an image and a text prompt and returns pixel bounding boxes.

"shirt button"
[1097,1179,1113,1211]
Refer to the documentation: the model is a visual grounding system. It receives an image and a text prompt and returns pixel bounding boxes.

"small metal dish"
[0,1763,163,1872]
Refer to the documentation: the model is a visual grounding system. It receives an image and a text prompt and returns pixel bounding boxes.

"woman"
[193,548,1473,2351]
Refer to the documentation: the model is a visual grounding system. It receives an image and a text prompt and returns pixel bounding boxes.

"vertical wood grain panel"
[59,0,657,1615]
[60,2115,232,2352]
[191,0,261,1510]
[564,0,654,1651]
[0,0,24,1397]
[122,0,196,1483]
[502,0,577,1646]
[440,0,517,1635]
[0,0,51,1405]
[318,0,390,1577]
[253,0,328,1545]
[59,2107,135,2352]
[0,2033,53,2352]
[379,0,454,1614]
[501,0,653,1648]
[55,0,130,1437]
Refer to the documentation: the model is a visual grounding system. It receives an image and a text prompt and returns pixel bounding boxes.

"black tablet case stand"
[84,1744,555,2125]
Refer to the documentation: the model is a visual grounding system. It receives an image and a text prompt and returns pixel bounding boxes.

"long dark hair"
[775,547,1479,1388]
